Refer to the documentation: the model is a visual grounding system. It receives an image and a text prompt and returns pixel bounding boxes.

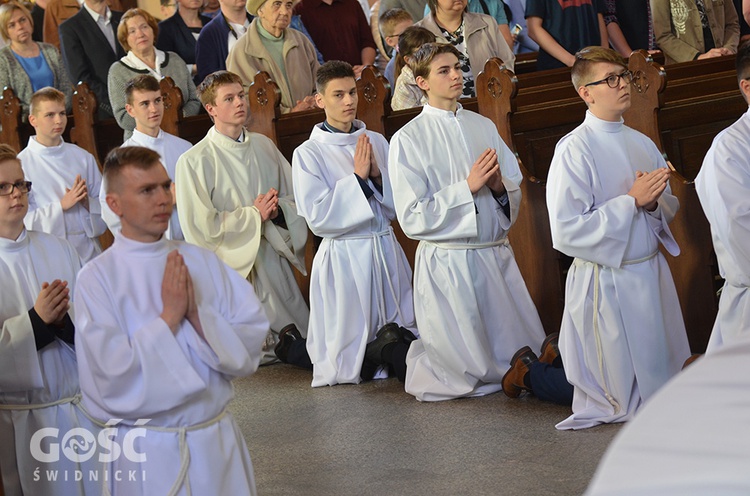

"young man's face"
[205,83,247,127]
[384,19,412,49]
[315,77,358,131]
[416,52,463,106]
[126,89,164,134]
[28,99,67,144]
[106,163,173,243]
[579,62,631,119]
[0,159,29,235]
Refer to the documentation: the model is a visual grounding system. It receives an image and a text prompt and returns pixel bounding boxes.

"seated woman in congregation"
[108,8,201,139]
[226,0,320,113]
[652,0,740,64]
[156,0,212,85]
[390,26,434,110]
[0,1,72,121]
[415,0,515,98]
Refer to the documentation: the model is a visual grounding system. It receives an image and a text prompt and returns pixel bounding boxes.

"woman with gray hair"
[226,0,320,113]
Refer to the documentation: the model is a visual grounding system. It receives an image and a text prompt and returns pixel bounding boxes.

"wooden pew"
[624,50,743,352]
[475,58,587,335]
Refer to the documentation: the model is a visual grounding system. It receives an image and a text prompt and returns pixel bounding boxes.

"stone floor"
[229,365,621,496]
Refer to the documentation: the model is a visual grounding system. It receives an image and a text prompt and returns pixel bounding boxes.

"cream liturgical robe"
[176,127,309,361]
[73,234,270,496]
[696,108,750,353]
[0,230,92,496]
[292,122,417,387]
[101,129,192,240]
[389,104,546,402]
[547,111,691,430]
[586,334,750,496]
[19,137,107,263]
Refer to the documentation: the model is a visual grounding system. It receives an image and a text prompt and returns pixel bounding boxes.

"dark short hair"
[411,42,461,82]
[126,75,162,105]
[737,40,750,84]
[316,61,356,93]
[198,70,244,106]
[103,146,162,193]
[395,26,436,83]
[571,46,627,89]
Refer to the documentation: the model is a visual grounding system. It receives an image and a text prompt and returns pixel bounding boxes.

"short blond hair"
[0,2,33,43]
[197,70,244,106]
[117,8,159,52]
[571,46,627,89]
[0,143,19,165]
[379,8,412,38]
[30,87,66,116]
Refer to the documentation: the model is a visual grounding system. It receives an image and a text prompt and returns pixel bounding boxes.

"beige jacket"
[416,12,515,74]
[652,0,740,64]
[227,18,320,114]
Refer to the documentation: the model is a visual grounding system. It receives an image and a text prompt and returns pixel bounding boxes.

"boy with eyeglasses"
[0,143,96,496]
[546,46,690,430]
[20,87,107,263]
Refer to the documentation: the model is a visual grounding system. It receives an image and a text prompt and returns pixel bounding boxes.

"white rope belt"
[422,237,510,250]
[74,397,228,496]
[573,251,658,415]
[0,393,80,410]
[332,228,404,326]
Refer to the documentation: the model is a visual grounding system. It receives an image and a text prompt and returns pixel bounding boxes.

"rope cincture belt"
[573,251,659,415]
[333,227,405,326]
[0,393,80,410]
[74,396,229,496]
[423,237,510,250]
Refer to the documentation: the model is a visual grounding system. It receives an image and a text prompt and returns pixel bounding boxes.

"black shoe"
[275,324,302,363]
[400,326,418,345]
[365,323,402,365]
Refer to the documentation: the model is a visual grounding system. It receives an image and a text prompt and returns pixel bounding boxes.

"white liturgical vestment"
[695,107,750,353]
[20,137,107,263]
[101,129,192,240]
[293,121,417,387]
[74,234,269,496]
[586,334,750,496]
[389,104,546,402]
[176,127,309,362]
[0,230,93,496]
[547,111,691,430]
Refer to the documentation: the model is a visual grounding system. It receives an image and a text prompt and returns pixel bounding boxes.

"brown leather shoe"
[539,332,560,365]
[502,346,538,398]
[682,353,702,369]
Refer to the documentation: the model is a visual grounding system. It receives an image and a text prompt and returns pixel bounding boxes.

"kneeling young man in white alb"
[176,71,310,364]
[546,46,690,430]
[20,87,107,263]
[0,144,97,496]
[388,43,546,402]
[101,74,192,240]
[696,41,750,353]
[291,61,417,387]
[74,146,269,495]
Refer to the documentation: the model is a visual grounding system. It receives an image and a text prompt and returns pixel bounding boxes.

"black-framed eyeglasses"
[0,181,32,196]
[585,70,634,88]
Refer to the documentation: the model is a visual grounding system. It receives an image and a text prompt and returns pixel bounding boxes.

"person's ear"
[125,103,136,118]
[416,75,429,92]
[106,193,123,218]
[314,92,325,109]
[578,84,594,105]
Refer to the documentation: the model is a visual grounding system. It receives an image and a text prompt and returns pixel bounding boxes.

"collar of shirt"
[83,2,111,24]
[122,49,166,78]
[322,120,358,133]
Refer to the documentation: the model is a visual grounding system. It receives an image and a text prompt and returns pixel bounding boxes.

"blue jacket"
[195,11,254,85]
